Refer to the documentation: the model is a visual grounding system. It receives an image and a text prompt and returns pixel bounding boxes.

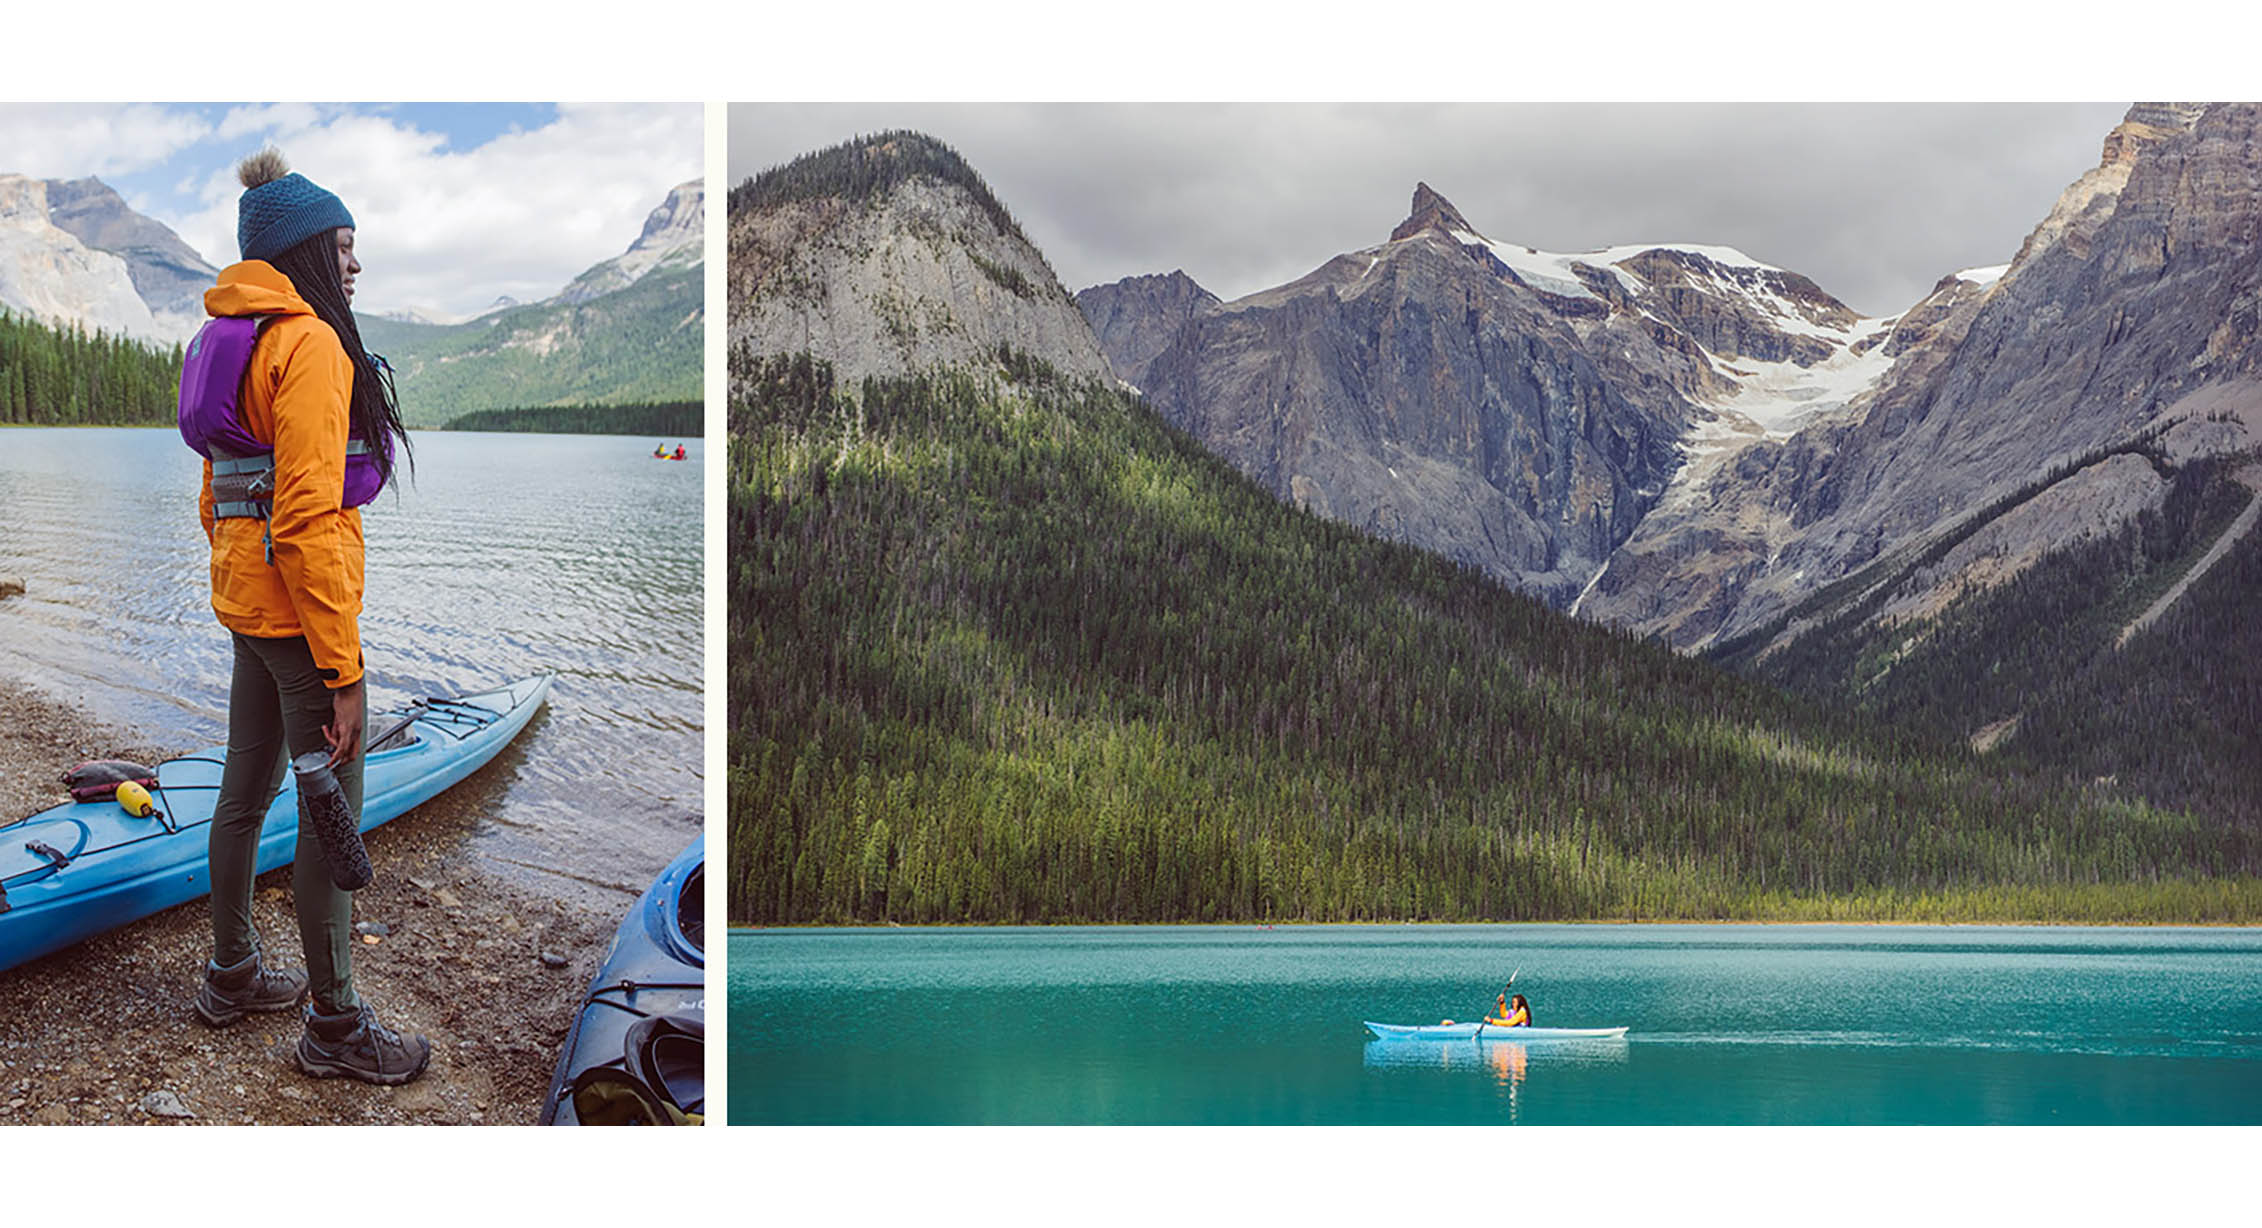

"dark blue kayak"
[540,836,704,1124]
[0,677,550,974]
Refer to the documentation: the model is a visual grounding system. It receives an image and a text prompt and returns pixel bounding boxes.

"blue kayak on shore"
[0,676,551,975]
[540,835,705,1125]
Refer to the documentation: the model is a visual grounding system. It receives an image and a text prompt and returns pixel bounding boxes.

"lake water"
[729,923,2262,1124]
[0,426,703,903]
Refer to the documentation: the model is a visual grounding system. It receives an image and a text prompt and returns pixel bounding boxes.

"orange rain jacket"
[196,261,365,689]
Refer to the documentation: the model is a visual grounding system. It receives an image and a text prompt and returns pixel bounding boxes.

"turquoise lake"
[729,924,2262,1124]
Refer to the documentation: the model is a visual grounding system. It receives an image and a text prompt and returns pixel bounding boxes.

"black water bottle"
[292,751,373,891]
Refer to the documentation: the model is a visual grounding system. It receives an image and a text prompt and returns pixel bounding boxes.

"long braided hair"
[264,226,413,491]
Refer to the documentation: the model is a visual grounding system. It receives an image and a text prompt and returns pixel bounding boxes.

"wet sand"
[0,672,626,1125]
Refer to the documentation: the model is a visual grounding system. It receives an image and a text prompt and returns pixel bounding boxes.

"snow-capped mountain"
[1581,102,2262,650]
[1084,182,1904,607]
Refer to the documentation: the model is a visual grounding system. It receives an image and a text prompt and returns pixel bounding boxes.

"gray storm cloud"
[730,102,2131,318]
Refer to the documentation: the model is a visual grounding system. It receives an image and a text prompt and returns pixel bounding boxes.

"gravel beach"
[0,671,629,1126]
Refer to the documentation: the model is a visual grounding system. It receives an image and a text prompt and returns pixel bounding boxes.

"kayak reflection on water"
[1361,1034,1629,1082]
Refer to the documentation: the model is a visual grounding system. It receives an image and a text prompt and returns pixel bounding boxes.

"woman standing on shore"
[184,149,428,1085]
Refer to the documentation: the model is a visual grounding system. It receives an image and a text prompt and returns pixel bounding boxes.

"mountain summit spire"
[1391,182,1478,242]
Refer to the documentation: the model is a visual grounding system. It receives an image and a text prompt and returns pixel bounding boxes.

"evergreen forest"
[0,308,183,426]
[357,263,703,426]
[443,400,703,437]
[728,130,1035,251]
[1720,449,2261,830]
[726,348,2262,927]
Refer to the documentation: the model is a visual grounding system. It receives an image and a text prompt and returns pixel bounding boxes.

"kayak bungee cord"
[579,978,706,1021]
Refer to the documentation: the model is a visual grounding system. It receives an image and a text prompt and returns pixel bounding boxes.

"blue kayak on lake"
[1365,1021,1629,1041]
[0,676,551,975]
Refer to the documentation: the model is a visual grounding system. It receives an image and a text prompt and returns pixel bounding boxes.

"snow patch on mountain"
[1955,264,2008,286]
[1447,230,1804,304]
[1708,314,1897,435]
[1639,309,1902,527]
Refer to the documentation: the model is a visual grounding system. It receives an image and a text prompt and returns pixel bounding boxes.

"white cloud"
[173,102,703,317]
[0,103,213,179]
[731,102,2131,318]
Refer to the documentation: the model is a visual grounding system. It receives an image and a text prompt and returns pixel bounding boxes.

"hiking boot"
[193,952,309,1027]
[295,1002,432,1086]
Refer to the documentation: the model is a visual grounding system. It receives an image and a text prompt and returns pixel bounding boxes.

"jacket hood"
[204,260,317,319]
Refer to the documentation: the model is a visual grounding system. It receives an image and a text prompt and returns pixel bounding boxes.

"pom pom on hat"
[235,147,354,262]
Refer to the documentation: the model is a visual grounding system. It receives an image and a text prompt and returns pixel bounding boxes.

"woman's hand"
[326,679,365,767]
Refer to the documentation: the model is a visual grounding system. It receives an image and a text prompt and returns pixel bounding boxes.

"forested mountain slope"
[724,351,2262,925]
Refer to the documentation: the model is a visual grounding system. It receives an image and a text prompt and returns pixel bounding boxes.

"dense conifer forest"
[357,264,703,425]
[443,400,702,437]
[728,130,1035,249]
[1725,452,2261,829]
[0,308,182,425]
[726,348,2262,926]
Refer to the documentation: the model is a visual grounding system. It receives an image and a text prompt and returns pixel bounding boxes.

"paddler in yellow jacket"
[1490,992,1530,1027]
[187,148,428,1086]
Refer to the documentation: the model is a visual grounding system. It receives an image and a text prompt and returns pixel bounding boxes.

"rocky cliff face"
[1074,270,1219,389]
[0,175,171,343]
[1588,102,2262,652]
[40,176,217,339]
[729,133,1110,386]
[557,179,704,305]
[1089,185,1896,607]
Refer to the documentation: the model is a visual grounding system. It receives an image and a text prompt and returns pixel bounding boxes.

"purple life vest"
[177,315,388,509]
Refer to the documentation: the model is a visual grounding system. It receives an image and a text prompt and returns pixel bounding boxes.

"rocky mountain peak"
[1390,182,1479,242]
[0,172,169,342]
[730,133,1110,386]
[1074,270,1221,387]
[632,179,704,256]
[2006,102,2211,274]
[553,179,704,306]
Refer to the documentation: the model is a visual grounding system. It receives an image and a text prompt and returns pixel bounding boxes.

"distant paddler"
[1486,967,1530,1027]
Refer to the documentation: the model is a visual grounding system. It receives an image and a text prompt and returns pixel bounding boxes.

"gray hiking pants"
[208,632,364,1013]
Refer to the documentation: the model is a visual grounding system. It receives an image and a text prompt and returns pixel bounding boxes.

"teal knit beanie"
[236,159,355,262]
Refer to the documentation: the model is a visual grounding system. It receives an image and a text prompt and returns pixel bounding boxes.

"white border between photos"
[0,5,2254,1224]
[702,97,731,1124]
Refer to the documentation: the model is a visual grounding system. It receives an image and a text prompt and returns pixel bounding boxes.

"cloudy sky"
[1,102,703,319]
[731,103,2134,318]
